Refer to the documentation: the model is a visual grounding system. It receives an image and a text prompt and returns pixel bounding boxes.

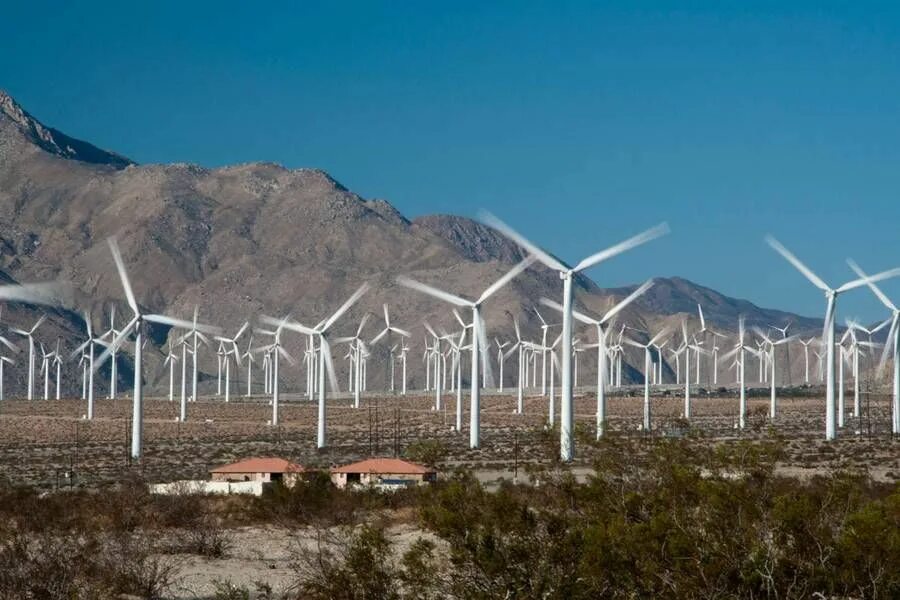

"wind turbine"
[495,338,510,392]
[266,283,369,448]
[844,318,888,420]
[10,315,46,401]
[215,322,248,403]
[680,321,709,420]
[0,355,14,401]
[398,257,534,448]
[337,313,371,409]
[163,341,178,403]
[241,336,255,397]
[39,343,52,400]
[102,306,121,399]
[95,238,217,459]
[483,213,668,461]
[540,279,654,438]
[371,304,411,393]
[766,236,900,440]
[754,327,798,419]
[70,312,107,419]
[624,327,669,432]
[847,259,900,434]
[798,338,817,384]
[719,317,760,429]
[533,308,554,396]
[252,319,296,425]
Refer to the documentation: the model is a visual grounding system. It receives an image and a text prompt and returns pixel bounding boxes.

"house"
[210,457,305,487]
[330,457,436,490]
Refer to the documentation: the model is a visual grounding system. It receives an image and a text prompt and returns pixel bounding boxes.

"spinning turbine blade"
[765,236,830,292]
[573,223,670,273]
[836,266,900,293]
[107,237,139,312]
[322,283,371,332]
[477,255,536,304]
[396,276,471,307]
[479,211,569,271]
[94,317,138,369]
[0,283,62,306]
[602,279,654,325]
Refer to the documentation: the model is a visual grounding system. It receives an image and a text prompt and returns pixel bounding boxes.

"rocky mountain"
[0,90,831,397]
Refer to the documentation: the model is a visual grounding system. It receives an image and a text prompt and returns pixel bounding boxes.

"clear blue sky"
[2,2,900,323]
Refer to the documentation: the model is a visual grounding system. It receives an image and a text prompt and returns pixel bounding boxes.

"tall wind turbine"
[10,315,46,401]
[719,317,760,429]
[753,327,797,419]
[241,336,255,397]
[371,304,411,393]
[847,259,900,435]
[483,212,668,461]
[95,238,218,459]
[266,283,369,448]
[540,279,654,438]
[102,306,121,399]
[798,337,817,384]
[765,236,900,440]
[215,322,248,404]
[398,257,534,448]
[625,328,669,432]
[70,312,106,419]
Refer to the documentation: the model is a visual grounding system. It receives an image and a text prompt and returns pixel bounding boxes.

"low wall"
[149,480,267,496]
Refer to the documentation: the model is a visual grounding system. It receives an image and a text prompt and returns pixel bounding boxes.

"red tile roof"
[331,457,433,475]
[211,457,304,474]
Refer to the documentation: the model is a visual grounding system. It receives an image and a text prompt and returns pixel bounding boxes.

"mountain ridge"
[0,90,834,394]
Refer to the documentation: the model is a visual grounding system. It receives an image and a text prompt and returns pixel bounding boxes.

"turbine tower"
[483,212,668,461]
[766,236,900,440]
[397,257,534,448]
[95,238,218,459]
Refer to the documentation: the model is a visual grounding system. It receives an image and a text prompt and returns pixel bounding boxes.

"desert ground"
[0,384,897,489]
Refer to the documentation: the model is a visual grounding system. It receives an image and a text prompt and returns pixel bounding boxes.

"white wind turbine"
[70,312,107,419]
[680,321,709,420]
[215,322,248,404]
[540,279,654,438]
[95,238,218,459]
[624,328,669,432]
[336,313,371,409]
[102,306,121,399]
[843,318,888,420]
[10,315,46,401]
[798,337,817,384]
[241,336,255,397]
[495,338,509,392]
[753,327,798,419]
[252,319,296,425]
[163,341,178,403]
[483,212,668,461]
[39,343,53,400]
[266,283,369,448]
[766,236,900,440]
[52,339,63,400]
[719,317,760,429]
[174,308,211,406]
[0,354,14,401]
[371,304,411,394]
[847,259,900,435]
[533,307,555,395]
[398,257,534,448]
[398,339,410,395]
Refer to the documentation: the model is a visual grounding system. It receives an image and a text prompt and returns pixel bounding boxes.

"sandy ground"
[164,523,440,599]
[0,385,897,489]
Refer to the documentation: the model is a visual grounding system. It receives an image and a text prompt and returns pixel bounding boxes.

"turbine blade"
[697,304,706,330]
[145,314,201,331]
[278,345,297,367]
[573,222,670,273]
[0,282,62,306]
[390,326,412,338]
[477,255,536,304]
[322,283,371,332]
[397,276,470,308]
[601,279,654,325]
[479,211,569,271]
[94,318,138,370]
[371,328,389,345]
[847,259,897,311]
[321,337,339,392]
[765,235,830,292]
[107,237,139,313]
[837,266,900,293]
[539,296,597,325]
